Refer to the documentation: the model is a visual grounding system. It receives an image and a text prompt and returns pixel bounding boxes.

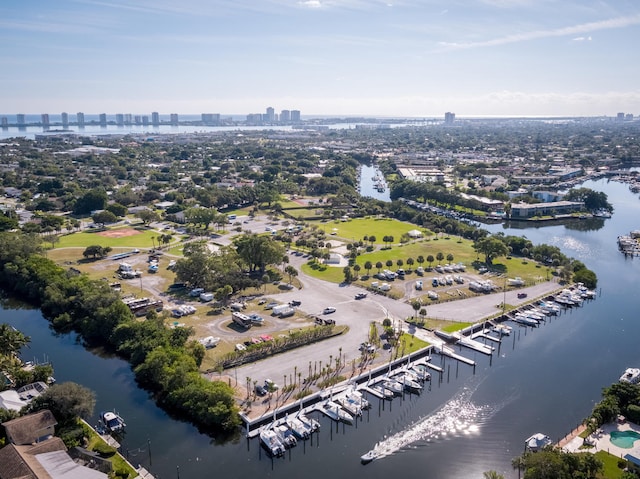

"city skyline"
[2,0,640,117]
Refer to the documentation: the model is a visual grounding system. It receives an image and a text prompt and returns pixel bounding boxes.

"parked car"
[355,292,367,299]
[189,288,204,297]
[255,384,267,396]
[289,299,302,306]
[415,280,423,290]
[323,307,336,314]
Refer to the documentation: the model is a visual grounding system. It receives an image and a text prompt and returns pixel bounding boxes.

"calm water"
[3,178,640,479]
[359,164,391,202]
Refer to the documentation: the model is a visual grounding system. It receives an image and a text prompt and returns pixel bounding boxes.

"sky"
[1,0,640,118]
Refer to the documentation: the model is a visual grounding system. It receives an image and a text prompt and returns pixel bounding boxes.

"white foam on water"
[363,382,509,461]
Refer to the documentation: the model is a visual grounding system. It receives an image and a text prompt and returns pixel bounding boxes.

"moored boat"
[100,411,126,433]
[322,400,354,423]
[260,427,285,457]
[619,367,640,384]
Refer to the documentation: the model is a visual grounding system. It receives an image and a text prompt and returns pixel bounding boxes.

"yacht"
[335,394,363,417]
[100,411,126,434]
[260,428,285,457]
[407,363,431,381]
[368,382,394,399]
[619,368,640,384]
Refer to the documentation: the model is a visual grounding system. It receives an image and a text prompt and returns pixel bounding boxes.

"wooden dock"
[435,344,476,366]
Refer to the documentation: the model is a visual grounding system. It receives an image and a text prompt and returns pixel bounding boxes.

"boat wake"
[363,382,511,462]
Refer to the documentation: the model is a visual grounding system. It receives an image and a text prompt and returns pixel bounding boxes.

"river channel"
[2,178,640,479]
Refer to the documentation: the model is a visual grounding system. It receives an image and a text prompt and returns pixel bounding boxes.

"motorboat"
[273,424,297,448]
[335,394,363,417]
[100,411,126,433]
[381,378,403,396]
[360,448,378,465]
[368,382,394,399]
[492,323,513,336]
[391,372,422,392]
[513,312,538,326]
[296,411,320,433]
[525,433,552,452]
[345,387,370,409]
[407,364,431,382]
[619,368,640,384]
[322,400,354,423]
[284,415,310,439]
[198,336,220,349]
[260,427,285,457]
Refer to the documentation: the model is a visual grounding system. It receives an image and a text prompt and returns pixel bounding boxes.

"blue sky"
[1,0,639,117]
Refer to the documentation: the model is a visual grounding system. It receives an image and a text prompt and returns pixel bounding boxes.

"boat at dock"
[284,414,311,439]
[260,427,285,457]
[406,363,431,382]
[390,372,422,392]
[619,368,640,384]
[491,323,513,336]
[380,378,404,396]
[272,424,297,448]
[100,410,126,434]
[321,400,354,423]
[296,411,320,433]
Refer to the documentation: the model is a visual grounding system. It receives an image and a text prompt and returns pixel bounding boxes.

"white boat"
[513,312,538,326]
[619,368,640,384]
[360,448,378,464]
[407,364,431,382]
[322,400,354,423]
[260,428,285,457]
[198,336,220,349]
[345,387,370,409]
[285,415,311,439]
[368,382,394,399]
[335,395,363,417]
[101,411,126,433]
[381,378,403,395]
[296,411,320,433]
[273,424,297,448]
[492,323,513,336]
[391,372,422,392]
[525,433,553,452]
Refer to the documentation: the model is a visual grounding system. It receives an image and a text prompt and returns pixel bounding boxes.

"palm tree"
[436,252,444,263]
[375,261,383,273]
[446,253,454,263]
[426,254,434,268]
[406,257,414,270]
[364,260,373,276]
[0,324,30,356]
[483,471,504,479]
[417,255,425,267]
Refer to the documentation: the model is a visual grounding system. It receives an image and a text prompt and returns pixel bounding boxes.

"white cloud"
[572,36,592,41]
[439,14,640,50]
[298,0,322,8]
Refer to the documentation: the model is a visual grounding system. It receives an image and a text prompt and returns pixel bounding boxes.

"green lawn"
[54,227,160,249]
[312,217,431,244]
[595,450,628,479]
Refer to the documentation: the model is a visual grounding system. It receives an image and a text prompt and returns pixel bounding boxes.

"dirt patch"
[96,228,141,238]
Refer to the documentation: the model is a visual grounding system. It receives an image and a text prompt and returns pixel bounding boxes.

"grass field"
[311,217,430,244]
[54,227,160,249]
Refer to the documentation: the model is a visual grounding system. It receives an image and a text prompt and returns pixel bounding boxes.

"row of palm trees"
[357,252,455,276]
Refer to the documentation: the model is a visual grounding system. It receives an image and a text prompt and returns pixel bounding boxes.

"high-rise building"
[77,112,85,128]
[115,114,124,126]
[124,114,133,125]
[99,113,107,127]
[142,116,149,126]
[61,112,69,129]
[1,117,8,129]
[444,112,456,124]
[617,112,625,121]
[280,110,290,122]
[291,110,301,122]
[16,114,25,126]
[265,107,275,122]
[626,114,634,121]
[41,114,50,129]
[201,113,220,125]
[134,115,141,125]
[170,113,179,126]
[151,112,160,126]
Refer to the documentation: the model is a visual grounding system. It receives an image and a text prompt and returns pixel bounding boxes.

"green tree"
[235,234,286,274]
[92,210,117,225]
[28,381,96,426]
[137,209,161,225]
[426,254,434,268]
[364,260,373,276]
[0,323,30,356]
[474,236,509,265]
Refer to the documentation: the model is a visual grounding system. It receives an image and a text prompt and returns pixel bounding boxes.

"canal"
[2,178,640,478]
